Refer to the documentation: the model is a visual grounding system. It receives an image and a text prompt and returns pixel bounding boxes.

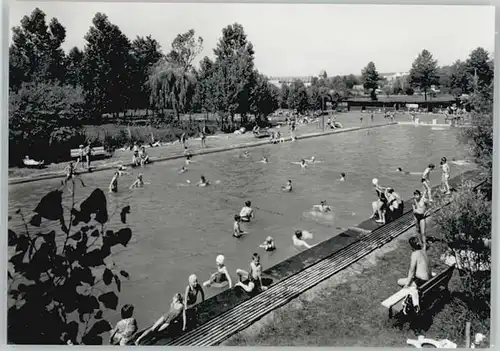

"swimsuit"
[186,285,200,306]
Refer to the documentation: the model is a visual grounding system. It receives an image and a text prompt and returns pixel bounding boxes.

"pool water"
[8,120,474,331]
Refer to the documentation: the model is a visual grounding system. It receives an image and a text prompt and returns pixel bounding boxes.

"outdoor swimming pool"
[8,119,474,331]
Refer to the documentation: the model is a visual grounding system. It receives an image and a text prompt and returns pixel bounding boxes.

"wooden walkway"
[155,171,482,346]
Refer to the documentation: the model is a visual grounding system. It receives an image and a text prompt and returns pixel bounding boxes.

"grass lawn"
[223,219,490,347]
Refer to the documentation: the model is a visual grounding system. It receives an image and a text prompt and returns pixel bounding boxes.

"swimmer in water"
[313,200,332,213]
[109,171,119,193]
[340,172,346,181]
[117,165,128,177]
[129,173,148,189]
[243,150,251,158]
[178,166,188,174]
[292,159,308,169]
[233,215,247,238]
[259,157,268,163]
[260,236,276,251]
[197,175,210,187]
[282,180,293,192]
[184,146,193,165]
[293,230,315,249]
[306,156,323,164]
[239,201,254,222]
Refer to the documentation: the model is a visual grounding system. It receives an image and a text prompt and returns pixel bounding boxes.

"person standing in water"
[260,236,276,251]
[440,157,451,195]
[130,173,148,189]
[233,215,247,238]
[293,230,315,249]
[340,173,346,181]
[109,171,119,193]
[197,176,210,187]
[239,201,254,222]
[200,128,206,148]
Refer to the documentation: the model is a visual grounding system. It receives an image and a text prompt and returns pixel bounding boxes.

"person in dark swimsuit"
[109,171,119,193]
[134,293,186,345]
[183,274,205,328]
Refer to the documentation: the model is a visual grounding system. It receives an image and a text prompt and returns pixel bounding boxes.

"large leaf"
[119,270,130,278]
[120,205,131,224]
[79,249,105,267]
[114,275,121,292]
[8,229,18,246]
[115,228,132,247]
[34,190,63,220]
[98,291,118,310]
[73,266,95,286]
[30,214,41,227]
[102,268,113,285]
[87,320,112,336]
[79,189,108,224]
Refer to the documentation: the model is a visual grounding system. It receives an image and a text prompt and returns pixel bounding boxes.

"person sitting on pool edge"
[203,255,233,289]
[134,294,186,345]
[282,180,293,192]
[235,253,268,293]
[239,201,254,222]
[293,230,315,249]
[260,236,276,251]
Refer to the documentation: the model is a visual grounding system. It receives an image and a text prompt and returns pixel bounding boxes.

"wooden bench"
[381,265,455,319]
[70,146,110,159]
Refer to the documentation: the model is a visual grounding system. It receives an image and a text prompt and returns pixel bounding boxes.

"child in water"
[260,236,276,251]
[130,173,147,189]
[282,180,293,192]
[233,215,247,238]
[178,166,188,174]
[239,201,254,222]
[197,176,210,187]
[109,171,119,193]
[340,173,346,181]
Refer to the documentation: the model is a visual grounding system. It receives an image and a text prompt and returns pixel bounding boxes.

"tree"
[211,23,255,125]
[279,84,290,109]
[165,29,203,71]
[287,80,309,114]
[9,82,85,165]
[249,72,279,124]
[148,59,197,120]
[130,35,164,112]
[448,60,472,97]
[361,62,380,101]
[466,47,493,90]
[409,49,439,101]
[8,184,134,344]
[66,47,84,87]
[81,13,134,120]
[9,8,67,90]
[195,56,216,117]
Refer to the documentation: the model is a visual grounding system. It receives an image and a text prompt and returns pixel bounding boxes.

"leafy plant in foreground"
[8,181,133,345]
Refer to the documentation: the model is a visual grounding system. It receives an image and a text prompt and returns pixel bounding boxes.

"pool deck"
[135,169,482,346]
[8,122,396,186]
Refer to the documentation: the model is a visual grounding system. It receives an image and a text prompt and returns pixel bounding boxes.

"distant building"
[380,72,409,82]
[268,76,314,88]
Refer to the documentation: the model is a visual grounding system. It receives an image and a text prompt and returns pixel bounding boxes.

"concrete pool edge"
[137,169,481,346]
[8,122,396,186]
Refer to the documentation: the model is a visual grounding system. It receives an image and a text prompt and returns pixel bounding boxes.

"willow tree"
[147,58,197,121]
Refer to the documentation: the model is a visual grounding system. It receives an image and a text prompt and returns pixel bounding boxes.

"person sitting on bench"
[397,237,431,288]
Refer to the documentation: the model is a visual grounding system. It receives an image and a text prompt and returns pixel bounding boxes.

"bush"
[433,181,491,317]
[8,183,134,344]
[405,87,414,95]
[9,82,85,166]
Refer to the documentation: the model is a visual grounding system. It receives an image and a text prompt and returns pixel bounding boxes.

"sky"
[9,2,495,77]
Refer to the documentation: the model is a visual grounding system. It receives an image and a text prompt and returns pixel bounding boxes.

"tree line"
[8,8,495,166]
